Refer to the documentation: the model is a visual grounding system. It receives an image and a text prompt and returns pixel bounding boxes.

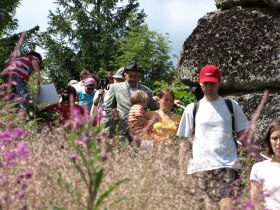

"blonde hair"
[130,90,149,105]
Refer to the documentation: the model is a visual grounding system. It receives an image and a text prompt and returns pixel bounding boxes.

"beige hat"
[113,67,124,79]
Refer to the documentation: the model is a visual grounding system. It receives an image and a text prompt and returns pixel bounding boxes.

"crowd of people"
[1,51,279,210]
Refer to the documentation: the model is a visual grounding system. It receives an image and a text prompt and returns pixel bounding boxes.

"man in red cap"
[177,64,260,209]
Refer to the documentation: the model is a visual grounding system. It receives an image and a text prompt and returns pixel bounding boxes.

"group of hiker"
[1,51,279,210]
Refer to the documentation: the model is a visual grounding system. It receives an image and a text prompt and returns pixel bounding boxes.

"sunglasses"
[86,87,95,90]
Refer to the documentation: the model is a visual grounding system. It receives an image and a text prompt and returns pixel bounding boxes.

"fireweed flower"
[0,176,9,186]
[12,128,26,139]
[78,136,90,144]
[101,155,107,162]
[243,201,253,210]
[70,154,77,162]
[23,171,32,179]
[21,183,28,190]
[17,191,25,200]
[96,135,102,144]
[96,107,103,126]
[0,130,13,142]
[5,150,17,161]
[17,143,28,158]
[0,141,4,152]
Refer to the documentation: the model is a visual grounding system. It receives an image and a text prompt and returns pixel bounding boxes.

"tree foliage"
[151,79,196,115]
[0,0,20,36]
[111,19,175,87]
[0,26,41,70]
[40,0,146,90]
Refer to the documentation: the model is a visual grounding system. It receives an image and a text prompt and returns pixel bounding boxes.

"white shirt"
[250,160,280,209]
[177,97,249,174]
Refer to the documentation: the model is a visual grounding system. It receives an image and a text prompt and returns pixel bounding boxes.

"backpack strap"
[192,101,199,134]
[192,99,238,148]
[224,99,238,148]
[224,99,234,131]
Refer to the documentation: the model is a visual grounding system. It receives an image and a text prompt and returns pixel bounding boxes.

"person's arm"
[104,85,116,114]
[250,180,263,209]
[31,60,43,85]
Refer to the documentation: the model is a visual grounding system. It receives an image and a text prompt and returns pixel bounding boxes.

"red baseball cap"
[199,64,221,83]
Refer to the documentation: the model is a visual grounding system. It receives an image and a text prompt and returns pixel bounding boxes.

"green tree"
[151,79,196,115]
[112,19,175,87]
[0,0,20,35]
[40,0,146,90]
[0,26,41,70]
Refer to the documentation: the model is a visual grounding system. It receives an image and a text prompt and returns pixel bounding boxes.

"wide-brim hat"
[124,63,141,73]
[113,67,125,79]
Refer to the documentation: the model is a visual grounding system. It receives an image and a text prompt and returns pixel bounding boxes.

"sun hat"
[124,63,141,73]
[83,78,96,86]
[199,64,221,83]
[113,67,125,79]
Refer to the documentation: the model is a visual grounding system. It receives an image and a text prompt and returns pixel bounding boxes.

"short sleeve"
[250,162,261,182]
[232,100,250,132]
[176,103,194,138]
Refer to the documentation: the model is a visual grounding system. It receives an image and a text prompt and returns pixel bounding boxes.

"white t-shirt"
[250,160,280,209]
[177,97,249,174]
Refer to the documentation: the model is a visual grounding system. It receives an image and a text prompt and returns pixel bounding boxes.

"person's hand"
[37,78,43,86]
[174,100,183,106]
[98,89,105,96]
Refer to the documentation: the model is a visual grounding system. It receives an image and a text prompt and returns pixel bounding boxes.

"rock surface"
[215,0,280,11]
[177,6,280,93]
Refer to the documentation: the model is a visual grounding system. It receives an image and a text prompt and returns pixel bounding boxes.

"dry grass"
[2,124,252,210]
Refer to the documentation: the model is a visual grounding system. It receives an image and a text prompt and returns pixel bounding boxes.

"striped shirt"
[2,55,40,81]
[128,104,146,135]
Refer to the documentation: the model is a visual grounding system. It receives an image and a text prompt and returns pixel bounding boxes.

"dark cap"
[124,63,141,73]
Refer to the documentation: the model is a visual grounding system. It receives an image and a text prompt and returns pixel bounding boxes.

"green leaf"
[93,178,129,210]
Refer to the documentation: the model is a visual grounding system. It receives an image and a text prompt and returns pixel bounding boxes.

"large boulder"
[177,6,280,93]
[215,0,280,11]
[177,5,280,143]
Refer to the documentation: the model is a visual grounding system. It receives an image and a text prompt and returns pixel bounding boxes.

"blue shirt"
[78,88,96,112]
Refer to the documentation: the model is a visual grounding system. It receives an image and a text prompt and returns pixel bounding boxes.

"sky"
[15,0,216,64]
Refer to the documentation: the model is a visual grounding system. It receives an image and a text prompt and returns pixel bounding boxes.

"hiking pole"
[176,103,270,160]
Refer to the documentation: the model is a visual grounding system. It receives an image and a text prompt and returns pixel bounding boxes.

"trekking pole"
[176,103,270,160]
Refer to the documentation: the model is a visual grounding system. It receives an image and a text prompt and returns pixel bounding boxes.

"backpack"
[192,98,238,148]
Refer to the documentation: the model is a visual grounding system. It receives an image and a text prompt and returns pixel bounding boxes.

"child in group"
[128,90,152,138]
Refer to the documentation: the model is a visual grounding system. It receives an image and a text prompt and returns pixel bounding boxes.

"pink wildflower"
[70,154,77,162]
[0,130,13,142]
[17,191,25,200]
[77,136,90,145]
[243,201,253,210]
[13,128,26,139]
[17,143,28,158]
[5,150,17,161]
[22,171,33,179]
[0,176,9,186]
[96,106,103,127]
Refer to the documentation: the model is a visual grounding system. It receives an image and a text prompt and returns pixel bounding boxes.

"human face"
[270,129,280,160]
[85,85,95,94]
[141,99,148,108]
[107,77,114,84]
[200,82,220,100]
[124,71,140,87]
[158,92,174,114]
